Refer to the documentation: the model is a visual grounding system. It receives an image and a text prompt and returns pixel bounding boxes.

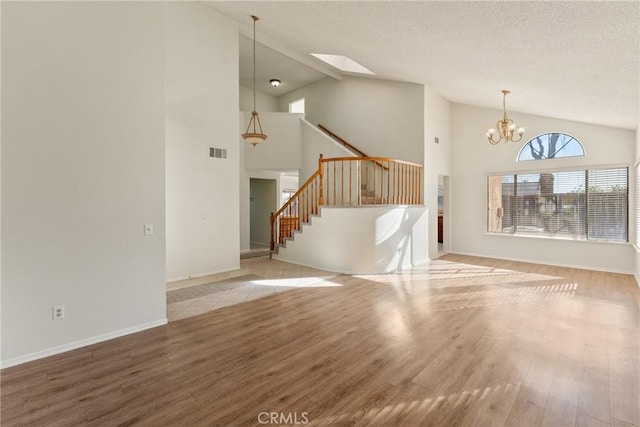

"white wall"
[242,112,303,171]
[451,103,636,273]
[1,2,166,365]
[280,174,299,192]
[424,86,452,259]
[275,206,428,274]
[1,1,4,363]
[240,85,278,113]
[634,129,640,286]
[278,77,424,163]
[165,3,240,282]
[300,119,355,182]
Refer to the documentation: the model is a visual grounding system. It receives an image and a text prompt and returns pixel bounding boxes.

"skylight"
[310,53,375,75]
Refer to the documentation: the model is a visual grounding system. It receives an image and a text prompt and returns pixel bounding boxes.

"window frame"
[486,164,629,244]
[516,132,585,162]
[288,98,305,114]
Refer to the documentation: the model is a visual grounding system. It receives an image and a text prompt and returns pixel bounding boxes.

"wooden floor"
[2,255,639,426]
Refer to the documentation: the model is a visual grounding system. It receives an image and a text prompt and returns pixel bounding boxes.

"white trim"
[272,253,332,272]
[166,266,240,283]
[273,253,409,275]
[1,319,167,369]
[449,250,634,276]
[516,131,585,162]
[485,231,630,245]
[486,162,630,178]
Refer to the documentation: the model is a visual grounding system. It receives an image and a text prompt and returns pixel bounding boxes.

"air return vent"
[210,147,227,159]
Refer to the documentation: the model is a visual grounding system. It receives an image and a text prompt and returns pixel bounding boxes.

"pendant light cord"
[251,15,258,114]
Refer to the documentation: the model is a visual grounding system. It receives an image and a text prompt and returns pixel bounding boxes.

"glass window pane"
[587,168,628,241]
[487,167,627,242]
[517,133,585,162]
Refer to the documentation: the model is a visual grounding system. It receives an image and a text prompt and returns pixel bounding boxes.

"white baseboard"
[166,266,240,283]
[1,318,167,369]
[448,250,634,275]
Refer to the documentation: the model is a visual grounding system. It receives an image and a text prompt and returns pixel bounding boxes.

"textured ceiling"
[239,35,326,96]
[211,1,640,130]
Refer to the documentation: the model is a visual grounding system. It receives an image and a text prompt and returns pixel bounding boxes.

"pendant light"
[486,90,525,145]
[242,15,267,147]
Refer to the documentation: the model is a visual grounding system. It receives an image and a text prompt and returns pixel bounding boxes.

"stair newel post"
[270,212,275,252]
[318,154,324,206]
[356,160,362,206]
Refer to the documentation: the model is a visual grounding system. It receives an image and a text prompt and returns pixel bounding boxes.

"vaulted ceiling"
[211,1,640,130]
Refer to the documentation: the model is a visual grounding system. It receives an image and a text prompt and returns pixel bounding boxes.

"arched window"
[517,133,584,161]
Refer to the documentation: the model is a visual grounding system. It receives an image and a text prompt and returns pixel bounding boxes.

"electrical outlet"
[144,224,154,236]
[53,305,65,320]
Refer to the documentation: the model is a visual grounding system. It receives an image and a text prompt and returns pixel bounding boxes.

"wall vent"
[210,147,227,159]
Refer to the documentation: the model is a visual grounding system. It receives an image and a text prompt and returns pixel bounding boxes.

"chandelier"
[242,15,267,147]
[486,90,524,145]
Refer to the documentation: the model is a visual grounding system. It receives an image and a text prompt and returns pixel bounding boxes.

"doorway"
[437,175,450,257]
[250,178,277,249]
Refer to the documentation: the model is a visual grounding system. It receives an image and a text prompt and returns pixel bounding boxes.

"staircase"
[270,154,423,253]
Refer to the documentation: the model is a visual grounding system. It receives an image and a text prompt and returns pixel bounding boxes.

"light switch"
[144,224,154,236]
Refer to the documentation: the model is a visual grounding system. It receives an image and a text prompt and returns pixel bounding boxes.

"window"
[487,167,628,242]
[517,133,584,161]
[288,98,305,114]
[281,190,297,208]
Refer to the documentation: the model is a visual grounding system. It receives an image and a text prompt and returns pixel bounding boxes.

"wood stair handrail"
[317,124,368,157]
[317,124,389,171]
[270,154,324,251]
[320,156,423,168]
[272,170,320,221]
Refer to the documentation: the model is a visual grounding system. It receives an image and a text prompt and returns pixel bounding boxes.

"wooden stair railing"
[317,124,389,171]
[270,155,423,253]
[317,124,368,157]
[270,156,324,251]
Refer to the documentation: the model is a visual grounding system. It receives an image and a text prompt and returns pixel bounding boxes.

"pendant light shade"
[242,15,267,147]
[243,111,267,146]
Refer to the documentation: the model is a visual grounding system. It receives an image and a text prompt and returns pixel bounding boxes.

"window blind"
[585,167,628,241]
[488,167,627,242]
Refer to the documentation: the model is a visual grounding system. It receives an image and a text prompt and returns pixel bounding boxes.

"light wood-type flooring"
[2,254,639,426]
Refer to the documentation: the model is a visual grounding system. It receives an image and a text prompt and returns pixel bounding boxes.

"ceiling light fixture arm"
[486,89,525,144]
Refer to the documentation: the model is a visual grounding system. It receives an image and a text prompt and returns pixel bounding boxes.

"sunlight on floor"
[166,256,337,321]
[311,382,522,425]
